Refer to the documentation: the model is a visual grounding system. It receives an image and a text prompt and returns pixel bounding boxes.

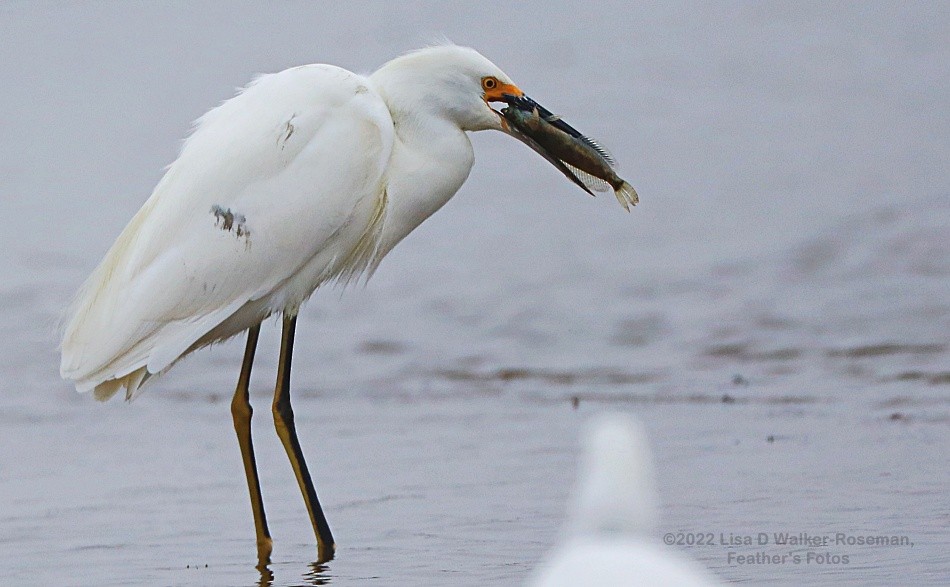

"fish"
[502,100,638,210]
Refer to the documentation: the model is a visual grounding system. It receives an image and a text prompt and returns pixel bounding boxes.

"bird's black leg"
[272,315,335,562]
[230,324,273,568]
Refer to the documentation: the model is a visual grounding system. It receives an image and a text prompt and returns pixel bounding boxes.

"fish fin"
[565,163,612,193]
[505,119,595,196]
[614,181,639,211]
[584,137,615,167]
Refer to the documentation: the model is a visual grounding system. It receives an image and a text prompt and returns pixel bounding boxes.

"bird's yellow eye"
[482,77,498,90]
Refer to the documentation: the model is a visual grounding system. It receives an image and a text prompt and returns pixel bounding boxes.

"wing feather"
[61,65,394,394]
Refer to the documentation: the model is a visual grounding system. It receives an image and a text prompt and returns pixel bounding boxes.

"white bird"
[59,45,636,566]
[528,413,722,587]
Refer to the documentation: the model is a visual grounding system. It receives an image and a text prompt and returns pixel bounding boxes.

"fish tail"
[614,181,639,211]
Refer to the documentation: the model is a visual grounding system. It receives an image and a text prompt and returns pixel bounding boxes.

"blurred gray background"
[1,2,947,586]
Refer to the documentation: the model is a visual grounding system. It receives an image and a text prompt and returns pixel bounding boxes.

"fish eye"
[482,77,498,90]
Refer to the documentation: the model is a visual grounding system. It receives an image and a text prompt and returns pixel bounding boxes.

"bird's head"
[373,44,520,132]
[569,413,659,538]
[373,45,631,201]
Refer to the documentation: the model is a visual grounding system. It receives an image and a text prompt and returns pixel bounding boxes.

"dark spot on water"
[889,412,909,422]
[767,434,775,443]
[841,364,872,378]
[523,391,822,406]
[710,262,748,278]
[732,374,749,386]
[502,368,568,383]
[880,397,914,408]
[827,343,945,358]
[789,238,839,275]
[611,314,667,347]
[757,348,803,361]
[705,343,746,358]
[883,371,950,385]
[705,344,803,362]
[571,395,580,409]
[764,364,800,377]
[878,396,950,410]
[754,313,798,330]
[337,493,425,511]
[435,367,656,386]
[359,340,407,355]
[892,371,929,382]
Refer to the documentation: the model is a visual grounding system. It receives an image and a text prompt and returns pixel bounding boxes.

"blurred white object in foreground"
[528,413,722,587]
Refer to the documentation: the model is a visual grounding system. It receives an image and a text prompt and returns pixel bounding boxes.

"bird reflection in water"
[254,561,331,587]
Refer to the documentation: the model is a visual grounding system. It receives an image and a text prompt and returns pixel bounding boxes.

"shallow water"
[1,3,948,586]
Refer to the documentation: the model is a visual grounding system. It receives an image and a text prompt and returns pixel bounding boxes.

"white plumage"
[528,413,722,587]
[59,45,642,565]
[60,46,514,400]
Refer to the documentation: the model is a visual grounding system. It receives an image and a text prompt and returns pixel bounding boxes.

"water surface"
[1,3,947,585]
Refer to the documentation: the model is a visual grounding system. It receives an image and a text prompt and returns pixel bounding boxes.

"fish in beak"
[491,93,638,210]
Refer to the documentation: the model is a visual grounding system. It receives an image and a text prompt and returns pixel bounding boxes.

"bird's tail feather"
[92,367,151,402]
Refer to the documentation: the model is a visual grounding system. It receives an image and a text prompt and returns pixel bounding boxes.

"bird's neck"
[374,107,475,260]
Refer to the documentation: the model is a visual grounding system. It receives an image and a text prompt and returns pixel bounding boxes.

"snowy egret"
[59,45,635,565]
[528,413,722,587]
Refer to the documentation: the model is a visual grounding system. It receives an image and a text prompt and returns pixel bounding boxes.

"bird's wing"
[61,65,394,392]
